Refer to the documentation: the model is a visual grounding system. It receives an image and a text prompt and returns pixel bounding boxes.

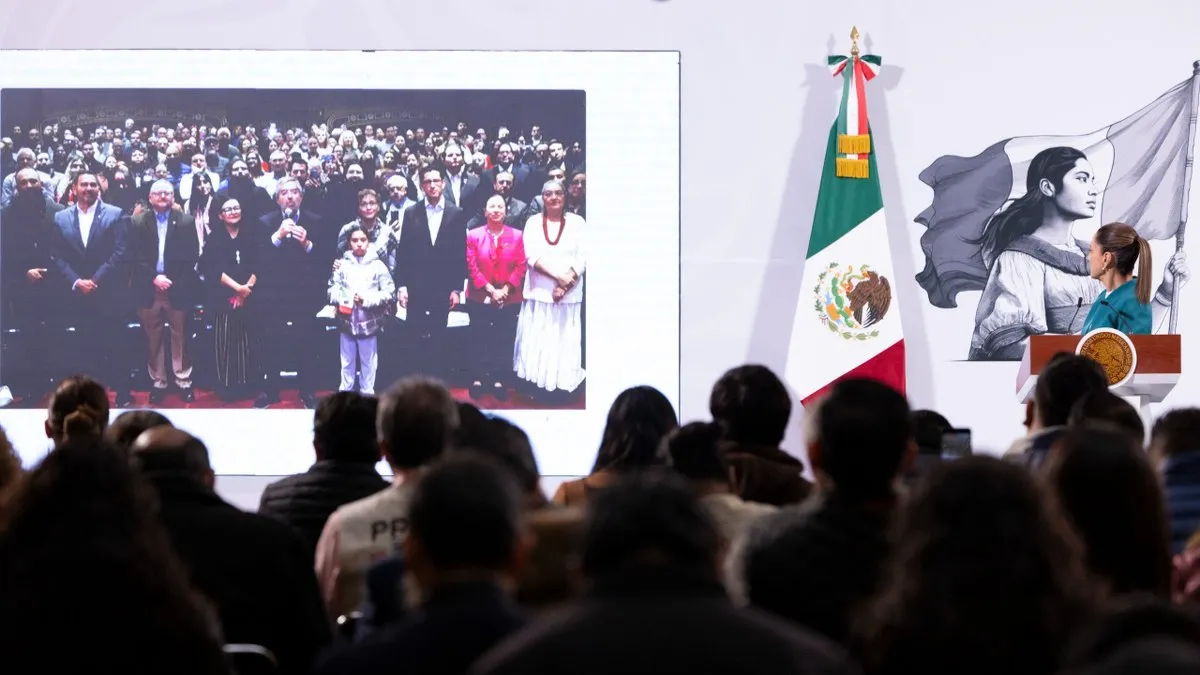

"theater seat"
[223,644,277,675]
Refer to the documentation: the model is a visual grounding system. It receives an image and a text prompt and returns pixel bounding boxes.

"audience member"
[1069,390,1146,445]
[315,376,460,618]
[0,437,230,674]
[44,374,110,443]
[106,409,173,453]
[131,427,332,675]
[552,385,678,507]
[1061,595,1200,670]
[1072,639,1200,675]
[1044,424,1173,598]
[709,364,812,506]
[1006,353,1108,468]
[457,416,546,510]
[859,456,1099,675]
[1149,408,1200,554]
[0,425,21,514]
[743,378,914,647]
[908,409,951,483]
[473,472,857,675]
[259,392,388,560]
[315,454,530,675]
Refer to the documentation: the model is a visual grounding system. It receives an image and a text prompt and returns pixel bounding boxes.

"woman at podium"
[1080,222,1153,335]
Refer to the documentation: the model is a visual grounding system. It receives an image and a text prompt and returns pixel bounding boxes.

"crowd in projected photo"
[0,89,587,410]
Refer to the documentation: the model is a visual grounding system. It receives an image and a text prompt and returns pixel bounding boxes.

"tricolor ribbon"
[828,53,882,179]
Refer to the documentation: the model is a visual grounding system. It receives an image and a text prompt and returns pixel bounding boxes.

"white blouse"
[523,212,586,304]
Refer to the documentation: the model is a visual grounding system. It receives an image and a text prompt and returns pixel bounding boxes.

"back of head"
[0,425,20,507]
[1150,408,1200,459]
[1069,391,1145,446]
[453,401,489,447]
[1063,595,1200,669]
[129,427,213,484]
[1035,354,1109,428]
[407,454,523,573]
[1045,424,1172,597]
[517,507,585,611]
[660,421,729,485]
[912,409,952,455]
[1095,222,1154,305]
[810,378,913,499]
[592,385,678,474]
[709,364,792,447]
[106,410,173,454]
[580,471,720,579]
[455,417,542,501]
[1077,638,1200,675]
[313,392,380,463]
[47,375,110,443]
[377,377,460,470]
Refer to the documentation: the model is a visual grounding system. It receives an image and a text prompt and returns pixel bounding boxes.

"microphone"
[1068,297,1083,333]
[283,208,295,238]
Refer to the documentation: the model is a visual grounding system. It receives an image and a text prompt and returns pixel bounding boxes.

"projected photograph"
[0,88,587,411]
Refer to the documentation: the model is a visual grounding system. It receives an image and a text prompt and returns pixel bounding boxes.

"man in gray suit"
[48,172,132,406]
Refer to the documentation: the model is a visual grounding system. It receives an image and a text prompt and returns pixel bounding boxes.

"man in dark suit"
[440,144,479,213]
[395,166,466,378]
[127,179,200,403]
[482,142,532,202]
[48,172,132,406]
[1,168,64,401]
[258,176,325,408]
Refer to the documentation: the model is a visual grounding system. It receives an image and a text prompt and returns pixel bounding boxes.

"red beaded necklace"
[542,211,566,246]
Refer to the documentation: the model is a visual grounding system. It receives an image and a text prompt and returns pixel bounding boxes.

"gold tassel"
[835,158,870,179]
[837,134,871,154]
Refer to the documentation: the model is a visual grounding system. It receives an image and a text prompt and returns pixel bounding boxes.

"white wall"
[7,0,1200,500]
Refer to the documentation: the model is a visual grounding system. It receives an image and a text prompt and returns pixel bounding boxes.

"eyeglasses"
[222,206,241,213]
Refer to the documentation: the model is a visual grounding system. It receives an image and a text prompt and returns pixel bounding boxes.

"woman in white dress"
[515,180,586,398]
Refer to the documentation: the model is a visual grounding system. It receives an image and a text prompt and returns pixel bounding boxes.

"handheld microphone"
[283,208,295,238]
[1068,297,1083,333]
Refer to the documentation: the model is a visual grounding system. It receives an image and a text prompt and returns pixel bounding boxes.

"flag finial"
[850,26,860,58]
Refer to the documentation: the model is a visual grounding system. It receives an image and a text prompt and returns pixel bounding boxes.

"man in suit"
[440,144,479,213]
[258,176,325,409]
[48,172,132,406]
[128,179,200,403]
[483,142,532,202]
[395,166,466,378]
[1,168,64,400]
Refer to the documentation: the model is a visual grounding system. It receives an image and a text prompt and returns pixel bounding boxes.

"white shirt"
[425,199,445,244]
[445,171,462,204]
[77,201,97,248]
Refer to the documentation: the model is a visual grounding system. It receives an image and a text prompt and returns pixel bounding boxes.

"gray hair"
[149,179,175,195]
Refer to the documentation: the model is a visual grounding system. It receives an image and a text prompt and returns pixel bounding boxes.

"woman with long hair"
[969,146,1187,360]
[551,385,678,507]
[860,456,1100,675]
[44,375,110,444]
[199,198,262,402]
[1082,222,1155,334]
[184,170,218,255]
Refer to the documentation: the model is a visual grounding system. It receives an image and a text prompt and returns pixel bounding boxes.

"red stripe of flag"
[854,59,869,159]
[800,339,906,407]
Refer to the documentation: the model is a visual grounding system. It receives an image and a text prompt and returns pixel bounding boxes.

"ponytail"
[1135,236,1153,304]
[62,405,102,442]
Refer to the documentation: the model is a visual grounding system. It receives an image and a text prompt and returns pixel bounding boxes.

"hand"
[26,268,46,282]
[354,293,363,306]
[1164,250,1191,295]
[276,218,295,240]
[77,279,97,294]
[552,286,566,302]
[291,225,308,247]
[235,283,252,299]
[449,290,460,309]
[556,271,576,288]
[231,296,244,310]
[397,289,408,309]
[153,274,173,291]
[332,259,342,273]
[131,203,146,217]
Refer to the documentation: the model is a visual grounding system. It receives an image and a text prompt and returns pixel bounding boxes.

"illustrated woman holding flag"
[969,146,1189,360]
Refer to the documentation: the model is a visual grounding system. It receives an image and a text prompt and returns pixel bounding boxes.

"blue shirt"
[1081,278,1152,335]
[155,210,169,274]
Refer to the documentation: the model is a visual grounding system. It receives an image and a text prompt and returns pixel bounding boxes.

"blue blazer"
[49,201,128,304]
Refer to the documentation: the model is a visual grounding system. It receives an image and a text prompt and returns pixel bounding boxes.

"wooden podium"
[1016,334,1181,412]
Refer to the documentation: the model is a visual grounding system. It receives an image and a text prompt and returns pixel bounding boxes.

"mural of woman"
[969,146,1189,360]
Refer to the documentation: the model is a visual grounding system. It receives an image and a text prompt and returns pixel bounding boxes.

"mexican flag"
[785,51,906,406]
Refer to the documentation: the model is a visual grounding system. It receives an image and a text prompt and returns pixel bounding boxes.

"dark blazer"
[127,209,200,309]
[394,201,467,311]
[258,207,326,312]
[48,200,127,307]
[483,163,532,198]
[1,196,64,298]
[442,170,479,212]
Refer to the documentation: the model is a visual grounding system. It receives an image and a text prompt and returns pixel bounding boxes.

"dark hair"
[106,410,173,453]
[813,378,913,499]
[47,375,110,443]
[453,402,489,448]
[1068,391,1145,445]
[591,386,678,474]
[455,417,541,497]
[376,377,459,470]
[1150,408,1200,458]
[1035,353,1109,427]
[1062,595,1200,670]
[580,471,720,578]
[0,439,228,672]
[912,409,953,455]
[709,364,792,446]
[861,456,1099,675]
[313,392,379,463]
[1095,222,1153,304]
[73,171,98,187]
[0,425,21,509]
[420,165,443,181]
[129,430,212,482]
[1045,425,1173,598]
[408,454,523,572]
[660,421,729,485]
[975,146,1089,266]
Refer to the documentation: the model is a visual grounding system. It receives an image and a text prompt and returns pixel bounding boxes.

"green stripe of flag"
[805,124,884,257]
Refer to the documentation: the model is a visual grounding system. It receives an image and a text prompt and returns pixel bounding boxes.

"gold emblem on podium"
[1076,328,1138,387]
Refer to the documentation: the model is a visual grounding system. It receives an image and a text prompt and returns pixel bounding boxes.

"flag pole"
[1169,59,1200,334]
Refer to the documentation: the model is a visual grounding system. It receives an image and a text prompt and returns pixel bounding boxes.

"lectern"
[1016,333,1182,415]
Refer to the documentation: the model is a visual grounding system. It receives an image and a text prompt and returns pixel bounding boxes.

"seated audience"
[0,425,20,511]
[259,392,388,560]
[315,454,530,675]
[1061,595,1200,670]
[1068,390,1146,446]
[709,364,812,506]
[859,456,1100,675]
[552,385,678,507]
[315,376,460,619]
[1148,408,1200,554]
[1044,424,1173,598]
[43,374,110,444]
[473,472,857,675]
[0,435,230,674]
[1005,353,1109,469]
[908,409,952,485]
[106,409,174,453]
[742,378,914,647]
[517,507,585,613]
[131,427,333,675]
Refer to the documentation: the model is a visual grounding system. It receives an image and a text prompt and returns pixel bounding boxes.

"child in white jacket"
[328,225,395,394]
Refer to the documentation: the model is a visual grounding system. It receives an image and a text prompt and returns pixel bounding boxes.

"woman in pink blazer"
[466,194,527,400]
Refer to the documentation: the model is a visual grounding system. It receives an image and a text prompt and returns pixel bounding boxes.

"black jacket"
[258,460,389,561]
